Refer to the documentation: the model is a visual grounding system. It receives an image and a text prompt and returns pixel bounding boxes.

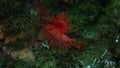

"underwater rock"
[11,48,35,62]
[0,25,6,44]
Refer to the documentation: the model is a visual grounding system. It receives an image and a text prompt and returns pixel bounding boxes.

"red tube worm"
[40,12,82,50]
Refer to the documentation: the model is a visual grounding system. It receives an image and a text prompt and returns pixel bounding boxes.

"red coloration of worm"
[40,12,81,50]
